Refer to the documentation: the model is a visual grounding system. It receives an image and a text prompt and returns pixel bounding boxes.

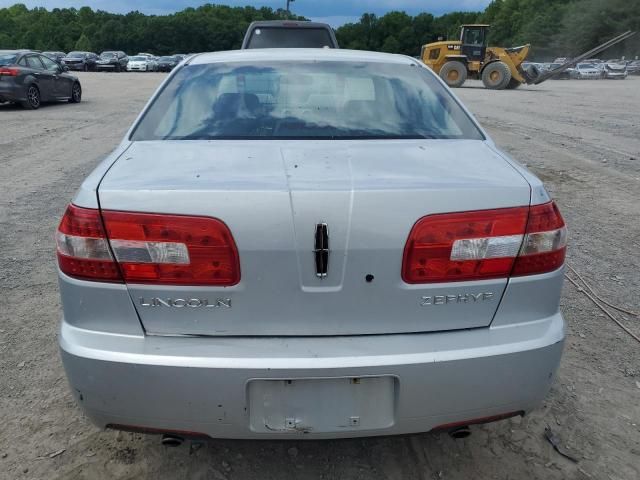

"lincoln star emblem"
[314,223,329,278]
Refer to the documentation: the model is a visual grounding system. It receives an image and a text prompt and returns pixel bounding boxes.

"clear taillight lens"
[56,205,240,286]
[402,201,566,283]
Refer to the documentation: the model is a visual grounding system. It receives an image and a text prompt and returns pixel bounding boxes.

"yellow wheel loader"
[421,25,636,90]
[420,24,636,90]
[421,24,535,89]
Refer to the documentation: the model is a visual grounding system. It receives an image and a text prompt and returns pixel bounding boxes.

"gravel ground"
[0,72,639,480]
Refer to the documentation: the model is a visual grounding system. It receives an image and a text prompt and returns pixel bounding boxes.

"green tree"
[74,33,92,51]
[381,35,400,53]
[0,1,637,60]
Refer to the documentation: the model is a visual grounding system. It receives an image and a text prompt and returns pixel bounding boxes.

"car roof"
[189,48,415,66]
[247,20,333,28]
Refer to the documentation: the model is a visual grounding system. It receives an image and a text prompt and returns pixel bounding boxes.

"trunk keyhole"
[365,274,374,283]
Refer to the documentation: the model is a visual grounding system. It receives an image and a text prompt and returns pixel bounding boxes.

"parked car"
[147,56,159,72]
[156,55,179,72]
[62,51,98,71]
[43,51,66,62]
[602,62,628,79]
[626,60,640,75]
[56,49,567,441]
[241,20,339,49]
[0,50,82,109]
[126,56,152,72]
[571,63,601,79]
[96,51,128,72]
[543,63,573,80]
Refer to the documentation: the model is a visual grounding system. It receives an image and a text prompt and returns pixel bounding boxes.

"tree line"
[0,1,638,60]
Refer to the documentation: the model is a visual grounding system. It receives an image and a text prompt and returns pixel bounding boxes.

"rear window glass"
[0,53,17,66]
[131,61,484,141]
[246,27,334,48]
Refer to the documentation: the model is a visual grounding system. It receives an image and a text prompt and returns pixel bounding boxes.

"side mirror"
[62,65,69,72]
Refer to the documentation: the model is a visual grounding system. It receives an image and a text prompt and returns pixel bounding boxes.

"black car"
[43,51,66,62]
[156,56,180,72]
[0,50,82,109]
[241,20,339,49]
[96,51,128,72]
[62,51,98,71]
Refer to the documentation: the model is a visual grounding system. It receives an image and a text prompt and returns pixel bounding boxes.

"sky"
[0,1,492,26]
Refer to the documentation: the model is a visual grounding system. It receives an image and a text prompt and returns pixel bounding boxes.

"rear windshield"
[0,53,17,65]
[246,27,334,48]
[131,61,484,141]
[159,56,174,61]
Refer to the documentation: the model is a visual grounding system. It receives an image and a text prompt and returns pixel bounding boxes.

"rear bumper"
[0,80,24,102]
[60,313,564,439]
[64,63,85,71]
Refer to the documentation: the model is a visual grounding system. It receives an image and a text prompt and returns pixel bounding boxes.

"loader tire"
[524,64,541,83]
[482,61,512,90]
[506,78,522,89]
[439,61,467,88]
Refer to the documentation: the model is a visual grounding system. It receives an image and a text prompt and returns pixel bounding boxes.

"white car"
[571,63,602,79]
[126,56,151,72]
[602,63,628,79]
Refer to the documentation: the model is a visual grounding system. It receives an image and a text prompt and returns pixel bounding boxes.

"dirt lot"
[1,72,639,480]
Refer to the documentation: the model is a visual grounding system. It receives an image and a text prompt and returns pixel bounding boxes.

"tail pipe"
[449,426,472,439]
[161,434,184,447]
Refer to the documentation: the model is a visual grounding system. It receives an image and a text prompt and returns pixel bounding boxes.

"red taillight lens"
[0,67,19,76]
[56,205,240,286]
[402,206,529,283]
[402,201,567,283]
[101,210,240,286]
[56,204,123,282]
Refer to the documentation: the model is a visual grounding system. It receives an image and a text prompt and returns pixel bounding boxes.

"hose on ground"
[565,264,640,344]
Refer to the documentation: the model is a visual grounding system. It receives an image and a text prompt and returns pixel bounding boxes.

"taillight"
[0,67,20,77]
[56,204,122,282]
[101,210,240,286]
[402,201,566,283]
[511,202,567,276]
[56,205,240,286]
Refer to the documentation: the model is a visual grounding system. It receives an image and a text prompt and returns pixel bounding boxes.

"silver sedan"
[56,49,567,441]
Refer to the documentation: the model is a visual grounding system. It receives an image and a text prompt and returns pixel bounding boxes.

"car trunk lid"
[97,139,531,336]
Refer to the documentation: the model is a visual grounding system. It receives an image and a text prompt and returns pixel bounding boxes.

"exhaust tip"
[449,426,471,439]
[161,434,184,447]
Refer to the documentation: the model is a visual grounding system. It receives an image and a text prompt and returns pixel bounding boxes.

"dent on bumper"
[60,313,564,439]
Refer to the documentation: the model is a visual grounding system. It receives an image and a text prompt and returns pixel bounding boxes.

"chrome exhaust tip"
[161,434,184,447]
